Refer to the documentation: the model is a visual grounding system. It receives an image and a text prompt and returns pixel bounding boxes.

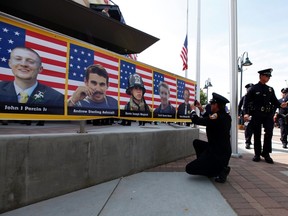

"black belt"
[255,106,273,113]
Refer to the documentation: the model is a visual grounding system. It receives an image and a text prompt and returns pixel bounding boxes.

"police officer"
[275,88,288,148]
[238,83,254,149]
[186,92,231,183]
[243,68,288,163]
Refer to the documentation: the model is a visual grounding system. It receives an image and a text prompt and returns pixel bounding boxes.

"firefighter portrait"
[123,73,152,125]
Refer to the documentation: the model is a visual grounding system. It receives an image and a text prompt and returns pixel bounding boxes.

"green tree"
[200,89,207,105]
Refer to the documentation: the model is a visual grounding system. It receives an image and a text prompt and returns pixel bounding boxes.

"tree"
[200,88,208,105]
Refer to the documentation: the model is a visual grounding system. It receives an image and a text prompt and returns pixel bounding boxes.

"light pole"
[238,51,252,99]
[203,78,212,102]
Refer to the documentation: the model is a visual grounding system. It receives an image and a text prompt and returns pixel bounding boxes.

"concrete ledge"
[0,127,198,212]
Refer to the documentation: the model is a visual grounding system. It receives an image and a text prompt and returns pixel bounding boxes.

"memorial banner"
[0,15,196,122]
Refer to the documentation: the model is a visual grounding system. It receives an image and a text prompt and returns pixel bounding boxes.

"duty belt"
[257,105,274,113]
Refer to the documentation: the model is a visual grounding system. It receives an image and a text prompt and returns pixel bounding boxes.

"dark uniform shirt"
[278,96,288,115]
[238,96,245,116]
[244,82,280,115]
[277,96,288,125]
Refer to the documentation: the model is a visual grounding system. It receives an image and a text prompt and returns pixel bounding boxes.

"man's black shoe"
[215,166,231,183]
[261,153,274,164]
[265,157,274,164]
[282,143,287,149]
[261,154,274,164]
[245,143,251,149]
[215,176,226,183]
[252,155,261,162]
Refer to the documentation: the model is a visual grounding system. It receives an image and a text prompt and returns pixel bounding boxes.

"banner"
[0,15,196,122]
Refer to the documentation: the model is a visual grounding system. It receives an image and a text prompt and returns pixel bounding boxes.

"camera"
[190,110,197,117]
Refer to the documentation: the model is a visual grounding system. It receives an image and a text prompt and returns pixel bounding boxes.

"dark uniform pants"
[251,113,274,156]
[185,139,222,177]
[245,121,253,144]
[279,118,288,144]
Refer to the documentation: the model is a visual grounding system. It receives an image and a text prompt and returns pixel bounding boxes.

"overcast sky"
[115,0,288,101]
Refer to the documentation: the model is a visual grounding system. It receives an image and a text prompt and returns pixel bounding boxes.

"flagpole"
[195,0,201,102]
[185,0,189,78]
[229,0,240,157]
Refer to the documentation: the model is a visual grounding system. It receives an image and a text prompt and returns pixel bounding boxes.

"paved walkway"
[147,125,288,216]
[1,121,288,215]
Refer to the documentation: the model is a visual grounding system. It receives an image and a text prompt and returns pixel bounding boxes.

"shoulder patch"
[209,113,218,120]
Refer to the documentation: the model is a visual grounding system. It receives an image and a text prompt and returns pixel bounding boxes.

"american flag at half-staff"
[68,43,119,100]
[119,60,152,108]
[153,71,177,108]
[0,21,67,94]
[177,79,196,105]
[180,35,188,71]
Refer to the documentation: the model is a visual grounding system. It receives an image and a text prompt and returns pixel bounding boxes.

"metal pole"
[229,0,241,157]
[195,0,201,103]
[240,65,243,99]
[78,120,87,133]
[185,0,189,78]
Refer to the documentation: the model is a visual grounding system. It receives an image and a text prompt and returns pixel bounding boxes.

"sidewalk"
[1,122,288,216]
[147,127,288,216]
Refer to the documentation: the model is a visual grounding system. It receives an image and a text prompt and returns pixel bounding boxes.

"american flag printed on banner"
[153,71,177,108]
[177,79,196,105]
[68,43,119,100]
[119,60,152,108]
[0,21,67,94]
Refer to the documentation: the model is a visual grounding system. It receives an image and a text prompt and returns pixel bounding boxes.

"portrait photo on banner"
[0,21,65,115]
[176,78,196,119]
[153,71,177,119]
[67,43,119,116]
[119,60,152,118]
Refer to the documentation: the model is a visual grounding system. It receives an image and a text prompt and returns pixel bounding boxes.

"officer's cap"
[209,92,230,105]
[245,83,253,89]
[281,88,288,93]
[258,68,273,77]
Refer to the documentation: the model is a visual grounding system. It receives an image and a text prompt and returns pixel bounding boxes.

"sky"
[114,0,288,102]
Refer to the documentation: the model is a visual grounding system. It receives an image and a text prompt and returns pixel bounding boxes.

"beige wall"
[0,128,198,213]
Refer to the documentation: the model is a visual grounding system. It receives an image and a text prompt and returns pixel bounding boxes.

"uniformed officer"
[238,83,254,149]
[243,68,288,163]
[186,92,231,183]
[238,83,253,149]
[275,88,288,148]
